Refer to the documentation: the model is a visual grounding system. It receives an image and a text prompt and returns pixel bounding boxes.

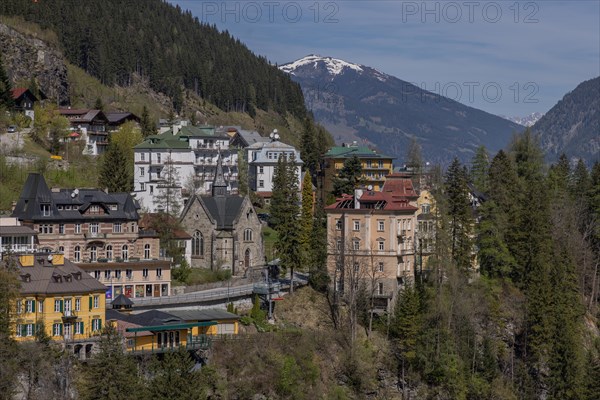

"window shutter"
[32,323,36,335]
[31,300,36,312]
[59,324,63,336]
[98,319,102,331]
[89,296,92,311]
[59,300,64,313]
[80,321,84,334]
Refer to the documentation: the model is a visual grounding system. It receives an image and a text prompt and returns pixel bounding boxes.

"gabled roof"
[10,253,106,295]
[232,130,270,147]
[200,195,246,230]
[168,309,240,321]
[139,213,192,240]
[173,125,229,139]
[58,109,109,123]
[111,293,134,307]
[105,112,140,124]
[11,87,32,100]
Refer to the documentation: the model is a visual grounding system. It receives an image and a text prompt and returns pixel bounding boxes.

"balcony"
[0,244,36,255]
[62,310,77,322]
[398,248,413,255]
[84,232,106,240]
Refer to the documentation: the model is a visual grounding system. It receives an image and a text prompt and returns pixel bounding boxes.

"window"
[150,185,154,194]
[335,219,342,230]
[58,246,64,253]
[378,220,385,231]
[38,224,53,234]
[143,269,149,278]
[156,268,162,277]
[75,322,83,334]
[144,244,151,259]
[378,160,383,168]
[122,245,129,261]
[104,270,111,280]
[92,319,102,332]
[367,160,372,168]
[53,323,62,337]
[336,240,342,250]
[139,167,145,176]
[59,224,65,234]
[113,223,122,233]
[93,295,99,309]
[38,300,44,313]
[258,166,264,174]
[353,220,360,231]
[157,153,161,163]
[244,229,253,241]
[258,180,264,188]
[353,240,360,251]
[16,300,22,314]
[126,269,133,279]
[421,203,431,214]
[74,224,81,234]
[89,205,100,213]
[140,182,145,191]
[26,299,34,313]
[378,241,385,251]
[54,299,61,313]
[353,262,360,273]
[90,246,97,262]
[115,270,121,279]
[94,270,101,279]
[41,204,51,216]
[25,323,33,337]
[378,282,384,295]
[378,262,384,273]
[89,223,99,234]
[192,231,204,256]
[106,245,113,260]
[75,298,81,312]
[141,152,145,161]
[74,246,81,262]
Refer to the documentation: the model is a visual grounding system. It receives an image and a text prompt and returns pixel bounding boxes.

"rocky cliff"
[0,23,69,104]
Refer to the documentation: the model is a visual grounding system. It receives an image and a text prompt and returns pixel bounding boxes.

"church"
[179,154,264,276]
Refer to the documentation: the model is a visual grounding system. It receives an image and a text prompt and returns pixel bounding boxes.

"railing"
[62,310,77,321]
[84,232,106,239]
[0,244,36,254]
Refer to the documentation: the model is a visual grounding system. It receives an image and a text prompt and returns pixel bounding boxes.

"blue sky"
[169,1,599,116]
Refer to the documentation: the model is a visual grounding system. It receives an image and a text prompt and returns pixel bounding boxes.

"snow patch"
[280,54,363,76]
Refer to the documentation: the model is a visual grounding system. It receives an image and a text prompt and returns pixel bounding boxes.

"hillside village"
[0,1,599,399]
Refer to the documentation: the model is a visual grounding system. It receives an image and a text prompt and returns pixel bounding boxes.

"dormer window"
[21,274,31,283]
[41,204,51,216]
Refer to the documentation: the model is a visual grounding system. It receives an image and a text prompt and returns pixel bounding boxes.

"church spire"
[212,149,228,197]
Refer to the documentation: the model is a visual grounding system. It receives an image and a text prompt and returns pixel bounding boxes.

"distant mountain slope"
[532,77,599,164]
[500,112,543,127]
[0,0,307,118]
[281,55,524,164]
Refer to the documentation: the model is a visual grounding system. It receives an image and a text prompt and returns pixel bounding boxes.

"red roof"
[68,132,80,137]
[11,87,28,99]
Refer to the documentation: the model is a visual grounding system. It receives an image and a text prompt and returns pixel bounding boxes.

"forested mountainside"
[0,0,307,117]
[532,76,600,165]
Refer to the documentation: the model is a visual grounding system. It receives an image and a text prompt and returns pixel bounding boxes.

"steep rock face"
[0,23,69,104]
[532,77,600,164]
[281,55,523,165]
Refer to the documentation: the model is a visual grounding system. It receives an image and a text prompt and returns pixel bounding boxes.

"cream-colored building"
[325,174,419,311]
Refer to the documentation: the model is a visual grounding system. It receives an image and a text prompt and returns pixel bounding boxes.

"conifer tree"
[477,201,515,278]
[470,145,490,192]
[237,148,249,196]
[98,144,131,192]
[148,347,207,400]
[444,158,473,271]
[300,117,318,176]
[94,97,104,111]
[140,106,157,137]
[390,285,421,371]
[570,159,590,200]
[332,155,363,197]
[78,326,145,400]
[308,199,329,292]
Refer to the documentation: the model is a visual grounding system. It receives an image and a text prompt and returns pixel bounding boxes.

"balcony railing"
[0,244,36,254]
[84,232,106,239]
[62,310,77,322]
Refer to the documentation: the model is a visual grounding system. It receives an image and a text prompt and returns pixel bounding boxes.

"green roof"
[134,136,190,150]
[175,125,228,138]
[324,145,394,159]
[125,321,217,332]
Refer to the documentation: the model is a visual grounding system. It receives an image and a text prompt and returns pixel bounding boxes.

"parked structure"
[246,131,303,203]
[321,143,394,200]
[325,173,418,311]
[180,155,264,274]
[11,173,171,300]
[133,125,239,212]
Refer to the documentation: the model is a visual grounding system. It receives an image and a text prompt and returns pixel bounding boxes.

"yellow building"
[7,250,107,358]
[321,144,394,201]
[107,305,239,354]
[415,189,436,272]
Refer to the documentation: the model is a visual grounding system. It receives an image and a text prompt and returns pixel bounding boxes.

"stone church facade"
[180,154,264,276]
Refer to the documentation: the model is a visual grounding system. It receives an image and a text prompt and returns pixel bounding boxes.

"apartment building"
[321,143,394,200]
[325,173,418,311]
[11,173,171,300]
[133,125,238,212]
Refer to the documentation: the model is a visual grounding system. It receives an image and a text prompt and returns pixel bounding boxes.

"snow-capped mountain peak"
[500,112,543,127]
[280,54,364,76]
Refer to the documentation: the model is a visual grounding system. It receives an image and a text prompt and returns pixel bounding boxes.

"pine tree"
[332,155,363,197]
[140,105,157,138]
[444,158,473,271]
[94,97,104,111]
[237,148,249,196]
[148,347,206,400]
[78,326,145,400]
[477,201,515,278]
[300,117,318,176]
[0,256,20,399]
[0,53,14,109]
[547,153,570,196]
[98,144,131,192]
[470,145,490,192]
[308,199,329,292]
[570,159,590,200]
